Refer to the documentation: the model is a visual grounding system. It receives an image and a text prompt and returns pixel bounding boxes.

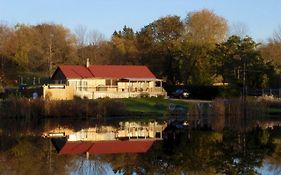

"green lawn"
[267,107,281,113]
[121,97,189,115]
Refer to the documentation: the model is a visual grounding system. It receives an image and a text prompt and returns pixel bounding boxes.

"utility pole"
[242,60,247,104]
[49,34,54,80]
[1,55,3,87]
[241,57,247,175]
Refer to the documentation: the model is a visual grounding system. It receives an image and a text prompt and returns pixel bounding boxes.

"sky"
[1,0,281,42]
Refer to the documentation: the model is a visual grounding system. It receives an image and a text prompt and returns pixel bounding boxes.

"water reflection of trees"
[0,136,77,175]
[1,122,281,174]
[265,129,281,175]
[213,128,275,174]
[73,157,110,175]
[113,127,280,175]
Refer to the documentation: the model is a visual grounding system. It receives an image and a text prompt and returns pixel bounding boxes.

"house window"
[105,79,111,86]
[112,79,117,86]
[83,81,88,91]
[75,81,79,91]
[79,80,82,91]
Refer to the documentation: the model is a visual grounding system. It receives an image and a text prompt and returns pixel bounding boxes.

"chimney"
[86,58,90,68]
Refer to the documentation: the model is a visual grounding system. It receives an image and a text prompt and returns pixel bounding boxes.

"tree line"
[0,9,281,90]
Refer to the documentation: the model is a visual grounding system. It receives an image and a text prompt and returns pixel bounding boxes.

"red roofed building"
[47,61,166,99]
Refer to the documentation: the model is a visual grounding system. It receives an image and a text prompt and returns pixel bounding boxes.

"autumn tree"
[259,26,281,87]
[0,23,15,85]
[110,26,140,65]
[137,16,184,84]
[184,9,228,45]
[5,24,37,70]
[178,9,228,85]
[260,26,281,72]
[4,23,78,77]
[34,24,78,74]
[76,41,114,65]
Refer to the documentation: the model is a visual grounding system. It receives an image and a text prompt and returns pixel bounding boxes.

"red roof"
[59,140,154,155]
[88,65,156,79]
[57,65,93,79]
[53,65,156,79]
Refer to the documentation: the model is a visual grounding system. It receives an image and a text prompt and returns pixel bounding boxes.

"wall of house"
[67,78,157,93]
[43,84,74,100]
[49,78,166,99]
[67,79,80,90]
[87,79,106,87]
[149,81,155,88]
[68,79,106,92]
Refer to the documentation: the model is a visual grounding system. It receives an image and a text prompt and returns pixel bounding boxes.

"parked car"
[170,89,190,99]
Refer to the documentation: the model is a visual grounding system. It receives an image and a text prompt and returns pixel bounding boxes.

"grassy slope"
[267,107,281,113]
[121,98,189,115]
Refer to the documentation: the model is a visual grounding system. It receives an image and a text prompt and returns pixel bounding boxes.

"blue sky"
[1,0,280,42]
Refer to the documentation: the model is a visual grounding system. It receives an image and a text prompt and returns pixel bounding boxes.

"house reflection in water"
[50,121,167,156]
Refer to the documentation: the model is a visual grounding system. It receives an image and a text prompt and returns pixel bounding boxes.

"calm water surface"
[0,117,280,175]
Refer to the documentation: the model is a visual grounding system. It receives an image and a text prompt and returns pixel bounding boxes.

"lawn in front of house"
[122,97,189,115]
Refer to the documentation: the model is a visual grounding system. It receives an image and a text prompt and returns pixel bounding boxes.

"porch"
[75,86,167,99]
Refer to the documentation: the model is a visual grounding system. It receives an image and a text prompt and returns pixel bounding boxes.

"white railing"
[74,86,167,99]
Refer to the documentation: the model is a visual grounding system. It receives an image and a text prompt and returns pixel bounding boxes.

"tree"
[212,35,269,88]
[7,24,37,70]
[75,25,105,47]
[88,29,105,45]
[273,26,281,42]
[32,24,78,75]
[260,26,281,73]
[137,16,184,84]
[77,41,114,65]
[259,26,281,88]
[178,9,228,85]
[75,27,107,65]
[0,22,14,84]
[74,25,88,47]
[110,26,140,65]
[229,22,250,38]
[184,9,228,45]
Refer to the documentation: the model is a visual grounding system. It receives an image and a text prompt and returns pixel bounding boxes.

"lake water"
[0,117,280,175]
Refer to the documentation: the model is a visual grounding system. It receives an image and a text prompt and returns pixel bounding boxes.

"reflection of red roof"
[53,65,156,79]
[88,65,156,79]
[59,142,93,155]
[59,140,154,155]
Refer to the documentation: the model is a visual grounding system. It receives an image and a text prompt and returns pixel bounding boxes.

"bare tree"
[75,25,88,47]
[75,25,106,46]
[260,25,281,73]
[273,25,281,42]
[230,22,250,38]
[88,29,105,45]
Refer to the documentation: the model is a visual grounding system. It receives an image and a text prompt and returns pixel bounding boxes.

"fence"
[247,88,281,98]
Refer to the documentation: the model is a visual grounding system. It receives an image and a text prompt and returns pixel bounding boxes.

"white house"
[50,62,166,99]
